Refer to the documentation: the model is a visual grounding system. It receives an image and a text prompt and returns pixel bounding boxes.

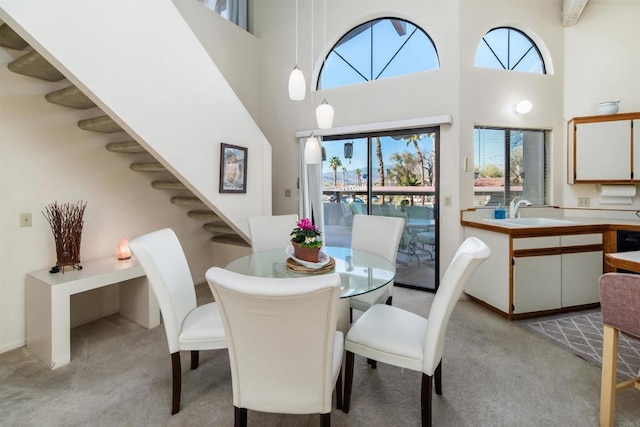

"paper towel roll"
[598,184,637,204]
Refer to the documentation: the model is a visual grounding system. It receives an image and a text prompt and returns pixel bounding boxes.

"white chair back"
[129,228,197,354]
[351,214,405,264]
[205,267,342,414]
[248,214,299,253]
[422,237,491,374]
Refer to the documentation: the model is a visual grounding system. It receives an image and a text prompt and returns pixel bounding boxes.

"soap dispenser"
[494,203,506,219]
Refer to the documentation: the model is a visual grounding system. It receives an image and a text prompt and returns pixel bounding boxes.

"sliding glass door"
[321,128,439,292]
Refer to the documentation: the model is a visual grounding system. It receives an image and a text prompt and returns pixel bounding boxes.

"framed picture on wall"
[219,143,248,193]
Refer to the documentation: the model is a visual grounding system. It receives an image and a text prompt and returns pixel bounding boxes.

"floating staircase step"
[130,162,167,173]
[151,180,187,190]
[203,221,235,234]
[45,85,95,109]
[8,49,64,82]
[78,115,122,133]
[211,233,250,247]
[171,196,205,207]
[0,24,28,50]
[187,210,220,220]
[106,140,146,154]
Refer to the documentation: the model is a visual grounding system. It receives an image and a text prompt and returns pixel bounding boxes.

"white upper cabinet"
[568,112,640,184]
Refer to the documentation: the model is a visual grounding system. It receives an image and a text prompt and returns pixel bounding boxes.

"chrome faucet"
[509,197,532,219]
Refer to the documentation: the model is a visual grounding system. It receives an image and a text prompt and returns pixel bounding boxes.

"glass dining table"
[224,246,396,332]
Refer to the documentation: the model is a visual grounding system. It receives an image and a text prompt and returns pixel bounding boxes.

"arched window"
[318,18,439,90]
[474,27,545,74]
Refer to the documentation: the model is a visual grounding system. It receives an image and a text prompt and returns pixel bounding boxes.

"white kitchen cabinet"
[513,255,561,314]
[561,251,603,307]
[567,112,640,184]
[464,227,603,319]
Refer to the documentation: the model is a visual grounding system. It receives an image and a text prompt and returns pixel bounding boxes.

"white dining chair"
[348,214,405,320]
[205,267,344,427]
[248,214,299,253]
[129,228,227,415]
[342,237,490,427]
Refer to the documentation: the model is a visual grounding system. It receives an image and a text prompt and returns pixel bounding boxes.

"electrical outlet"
[20,212,32,227]
[577,197,590,207]
[444,195,452,206]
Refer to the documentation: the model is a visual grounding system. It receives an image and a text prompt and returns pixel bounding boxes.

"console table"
[26,256,160,368]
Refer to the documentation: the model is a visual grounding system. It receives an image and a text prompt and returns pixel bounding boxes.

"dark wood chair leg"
[335,367,343,410]
[234,407,247,427]
[366,358,377,369]
[435,360,442,395]
[350,307,353,323]
[342,351,355,413]
[320,413,331,427]
[421,372,433,427]
[171,352,182,415]
[386,296,393,305]
[191,350,199,370]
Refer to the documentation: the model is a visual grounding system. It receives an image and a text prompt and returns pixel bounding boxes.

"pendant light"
[315,0,334,128]
[305,133,322,164]
[344,140,353,163]
[288,0,306,100]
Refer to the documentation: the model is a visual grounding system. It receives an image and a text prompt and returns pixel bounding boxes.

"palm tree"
[375,137,385,187]
[329,156,342,186]
[404,134,426,186]
[355,168,362,187]
[342,167,347,186]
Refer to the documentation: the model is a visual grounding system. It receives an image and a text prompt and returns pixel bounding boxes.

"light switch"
[20,212,32,227]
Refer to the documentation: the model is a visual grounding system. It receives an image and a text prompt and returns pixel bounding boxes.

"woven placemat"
[286,256,336,274]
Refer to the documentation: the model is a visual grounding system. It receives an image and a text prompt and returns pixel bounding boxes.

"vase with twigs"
[42,201,87,273]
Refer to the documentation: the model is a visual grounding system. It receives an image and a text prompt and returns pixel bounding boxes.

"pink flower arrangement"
[290,218,323,249]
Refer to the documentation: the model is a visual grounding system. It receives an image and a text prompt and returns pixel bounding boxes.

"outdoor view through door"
[321,129,439,292]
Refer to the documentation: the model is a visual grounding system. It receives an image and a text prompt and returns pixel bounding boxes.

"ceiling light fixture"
[514,100,533,115]
[305,133,322,164]
[288,0,306,100]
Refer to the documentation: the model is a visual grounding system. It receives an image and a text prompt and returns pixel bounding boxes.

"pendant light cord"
[294,0,299,65]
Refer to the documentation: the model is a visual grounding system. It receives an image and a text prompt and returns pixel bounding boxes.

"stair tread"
[171,196,205,206]
[187,210,220,220]
[130,162,167,172]
[78,115,123,133]
[0,24,28,50]
[152,181,187,190]
[8,50,64,82]
[203,222,234,233]
[106,141,147,154]
[46,85,95,109]
[211,234,250,247]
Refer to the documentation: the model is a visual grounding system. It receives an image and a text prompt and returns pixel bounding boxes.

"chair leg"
[343,351,355,413]
[171,352,182,415]
[600,325,618,427]
[191,350,199,370]
[367,358,377,369]
[386,296,393,305]
[435,360,442,395]
[421,372,433,427]
[350,307,353,323]
[335,367,343,410]
[320,413,331,427]
[234,406,247,427]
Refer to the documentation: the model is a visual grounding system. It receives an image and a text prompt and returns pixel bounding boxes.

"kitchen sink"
[483,217,579,227]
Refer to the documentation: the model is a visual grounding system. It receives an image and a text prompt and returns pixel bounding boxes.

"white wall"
[562,1,640,209]
[254,0,567,270]
[0,0,264,353]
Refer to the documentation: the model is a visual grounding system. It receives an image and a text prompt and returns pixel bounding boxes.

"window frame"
[475,26,546,74]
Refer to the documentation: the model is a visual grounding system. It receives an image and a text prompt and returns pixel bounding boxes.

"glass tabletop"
[224,246,396,299]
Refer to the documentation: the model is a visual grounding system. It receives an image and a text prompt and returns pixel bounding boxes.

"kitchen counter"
[460,207,640,319]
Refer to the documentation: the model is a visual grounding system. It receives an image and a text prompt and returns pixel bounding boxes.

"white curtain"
[298,137,325,235]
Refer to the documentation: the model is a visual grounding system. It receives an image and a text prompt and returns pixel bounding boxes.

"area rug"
[517,310,640,380]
